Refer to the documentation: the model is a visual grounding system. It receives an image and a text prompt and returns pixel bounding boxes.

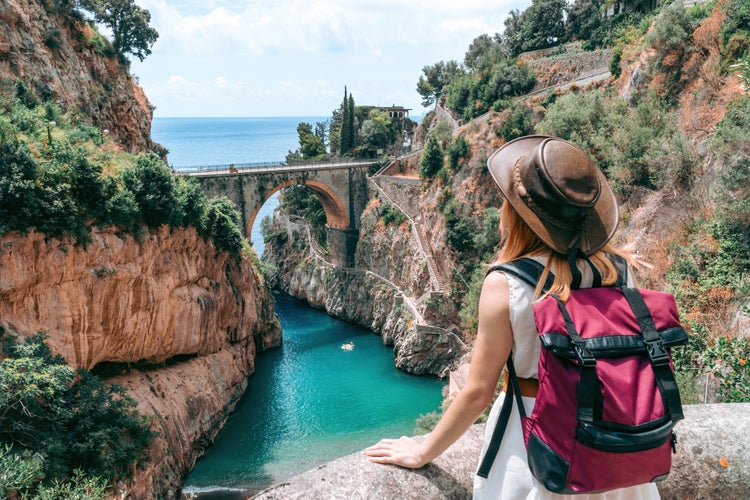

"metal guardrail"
[174,157,378,175]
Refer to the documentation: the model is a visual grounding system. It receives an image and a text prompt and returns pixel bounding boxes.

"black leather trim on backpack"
[575,415,675,452]
[539,327,689,358]
[526,433,573,494]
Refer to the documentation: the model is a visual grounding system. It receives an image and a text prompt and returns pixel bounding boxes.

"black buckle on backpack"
[573,341,596,367]
[645,338,670,366]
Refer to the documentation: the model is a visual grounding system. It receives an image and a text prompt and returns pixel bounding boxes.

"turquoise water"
[182,292,444,496]
[152,118,444,496]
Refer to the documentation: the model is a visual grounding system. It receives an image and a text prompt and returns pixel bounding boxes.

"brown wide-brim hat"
[487,135,618,256]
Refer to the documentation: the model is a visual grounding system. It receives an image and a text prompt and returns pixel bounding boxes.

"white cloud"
[140,0,505,56]
[133,0,534,116]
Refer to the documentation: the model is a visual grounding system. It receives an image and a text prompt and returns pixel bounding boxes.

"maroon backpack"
[477,257,687,493]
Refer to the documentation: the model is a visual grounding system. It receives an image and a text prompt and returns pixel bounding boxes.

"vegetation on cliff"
[42,0,159,64]
[0,79,245,256]
[0,332,154,498]
[0,3,265,495]
[419,0,749,406]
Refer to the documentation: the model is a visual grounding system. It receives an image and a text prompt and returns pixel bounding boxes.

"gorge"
[2,0,749,497]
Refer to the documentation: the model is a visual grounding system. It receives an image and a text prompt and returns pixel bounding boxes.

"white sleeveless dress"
[472,257,660,500]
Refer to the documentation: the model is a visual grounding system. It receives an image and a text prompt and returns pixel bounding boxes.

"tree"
[464,34,506,71]
[566,0,606,45]
[119,154,180,227]
[358,110,392,155]
[202,197,244,255]
[416,60,466,107]
[498,9,528,57]
[419,135,445,179]
[339,87,356,155]
[80,0,159,62]
[347,93,355,149]
[521,0,567,53]
[287,122,327,162]
[0,333,153,491]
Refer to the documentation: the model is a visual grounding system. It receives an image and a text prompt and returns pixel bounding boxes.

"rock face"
[0,226,280,368]
[0,226,282,496]
[110,346,258,498]
[264,213,465,377]
[0,0,155,151]
[252,404,750,500]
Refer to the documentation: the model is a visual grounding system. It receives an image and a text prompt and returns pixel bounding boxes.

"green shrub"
[702,337,750,402]
[443,198,477,253]
[102,180,141,232]
[609,46,623,79]
[537,91,692,198]
[419,136,445,179]
[720,0,750,53]
[710,96,750,159]
[473,207,501,258]
[448,135,471,171]
[175,176,208,228]
[381,202,407,226]
[645,3,698,102]
[0,333,154,495]
[120,154,180,228]
[414,410,442,435]
[202,197,244,255]
[535,91,607,154]
[497,102,533,142]
[279,185,327,248]
[0,140,42,234]
[445,58,535,121]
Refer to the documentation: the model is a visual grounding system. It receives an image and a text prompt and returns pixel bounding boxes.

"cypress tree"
[346,93,355,153]
[340,87,351,154]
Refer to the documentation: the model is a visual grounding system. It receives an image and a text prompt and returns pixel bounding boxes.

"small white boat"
[341,342,355,351]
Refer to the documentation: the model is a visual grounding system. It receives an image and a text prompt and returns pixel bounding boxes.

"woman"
[365,135,659,499]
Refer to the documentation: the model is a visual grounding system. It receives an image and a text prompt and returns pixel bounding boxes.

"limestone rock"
[252,425,483,499]
[658,403,750,499]
[110,345,256,498]
[0,0,154,151]
[251,404,750,500]
[394,325,466,377]
[0,226,280,369]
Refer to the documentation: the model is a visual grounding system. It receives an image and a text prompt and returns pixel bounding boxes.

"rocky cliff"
[264,211,465,377]
[0,226,282,496]
[0,0,155,152]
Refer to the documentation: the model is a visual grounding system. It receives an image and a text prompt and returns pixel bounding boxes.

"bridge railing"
[174,157,378,175]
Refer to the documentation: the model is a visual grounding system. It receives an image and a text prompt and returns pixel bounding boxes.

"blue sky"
[130,0,532,118]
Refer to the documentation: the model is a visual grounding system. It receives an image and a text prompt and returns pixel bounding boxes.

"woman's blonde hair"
[494,201,634,301]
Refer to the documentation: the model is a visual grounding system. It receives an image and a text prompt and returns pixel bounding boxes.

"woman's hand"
[365,436,427,469]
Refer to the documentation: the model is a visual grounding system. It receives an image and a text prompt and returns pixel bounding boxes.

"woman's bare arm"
[365,271,513,467]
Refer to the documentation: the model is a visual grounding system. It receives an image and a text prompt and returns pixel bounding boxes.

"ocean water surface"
[151,117,445,497]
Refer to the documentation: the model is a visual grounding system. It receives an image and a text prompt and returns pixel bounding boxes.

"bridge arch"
[246,179,350,239]
[190,160,371,268]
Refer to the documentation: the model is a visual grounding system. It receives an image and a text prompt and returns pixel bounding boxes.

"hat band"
[513,157,594,233]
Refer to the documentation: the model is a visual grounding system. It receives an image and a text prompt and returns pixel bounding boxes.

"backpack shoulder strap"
[608,254,629,287]
[486,258,554,293]
[476,357,526,478]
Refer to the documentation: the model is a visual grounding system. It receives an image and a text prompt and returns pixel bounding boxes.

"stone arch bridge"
[184,159,375,267]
